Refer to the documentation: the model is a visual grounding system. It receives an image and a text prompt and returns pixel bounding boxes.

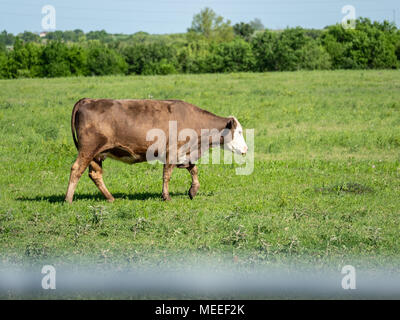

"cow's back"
[76,98,208,138]
[74,98,213,162]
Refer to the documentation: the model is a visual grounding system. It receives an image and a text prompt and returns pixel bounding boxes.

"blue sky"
[1,0,399,34]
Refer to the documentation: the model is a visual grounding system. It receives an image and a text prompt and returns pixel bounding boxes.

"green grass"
[0,70,400,269]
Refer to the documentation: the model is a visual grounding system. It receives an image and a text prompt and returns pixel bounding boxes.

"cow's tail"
[71,98,86,150]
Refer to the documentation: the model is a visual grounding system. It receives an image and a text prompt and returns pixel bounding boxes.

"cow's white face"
[224,117,248,155]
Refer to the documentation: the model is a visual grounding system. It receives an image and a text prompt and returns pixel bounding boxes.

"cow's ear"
[225,118,234,130]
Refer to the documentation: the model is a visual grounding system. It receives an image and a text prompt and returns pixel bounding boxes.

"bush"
[251,30,276,71]
[40,41,72,77]
[177,40,210,73]
[0,50,9,78]
[67,44,88,76]
[252,28,331,71]
[233,22,255,41]
[6,38,43,78]
[298,41,332,70]
[273,27,311,71]
[86,41,127,76]
[142,59,177,75]
[121,42,178,75]
[179,39,255,73]
[205,39,255,72]
[321,18,400,69]
[396,33,400,61]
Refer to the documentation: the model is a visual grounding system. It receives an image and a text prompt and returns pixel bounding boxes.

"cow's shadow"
[17,191,187,203]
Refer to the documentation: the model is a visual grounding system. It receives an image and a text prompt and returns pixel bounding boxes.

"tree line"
[0,8,399,79]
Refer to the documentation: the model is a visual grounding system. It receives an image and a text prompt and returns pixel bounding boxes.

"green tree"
[252,27,331,71]
[86,30,111,42]
[0,50,9,78]
[273,27,310,71]
[395,30,400,60]
[205,39,255,72]
[67,44,88,75]
[86,41,127,75]
[179,39,255,73]
[121,42,177,75]
[0,30,15,47]
[40,41,72,77]
[233,22,255,41]
[188,7,234,42]
[46,31,65,41]
[321,18,399,69]
[177,40,210,73]
[5,38,43,78]
[251,30,277,71]
[249,18,264,31]
[298,41,332,70]
[18,31,40,43]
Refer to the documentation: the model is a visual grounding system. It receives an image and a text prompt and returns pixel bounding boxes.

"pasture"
[0,70,399,269]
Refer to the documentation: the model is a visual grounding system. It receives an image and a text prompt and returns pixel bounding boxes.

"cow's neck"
[197,114,230,132]
[195,114,231,159]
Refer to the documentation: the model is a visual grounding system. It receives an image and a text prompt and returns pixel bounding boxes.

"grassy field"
[0,70,400,269]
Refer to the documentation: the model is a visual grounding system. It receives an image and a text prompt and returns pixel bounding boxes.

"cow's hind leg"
[187,164,200,200]
[65,153,93,203]
[89,159,114,202]
[162,164,175,201]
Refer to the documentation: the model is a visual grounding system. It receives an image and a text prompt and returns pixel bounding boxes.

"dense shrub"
[396,33,400,60]
[86,41,127,76]
[6,39,43,78]
[177,40,210,73]
[298,41,332,70]
[178,39,254,73]
[0,30,15,47]
[233,22,255,41]
[121,42,177,75]
[251,28,331,71]
[204,39,255,72]
[67,44,88,76]
[251,30,276,71]
[0,50,8,78]
[40,41,73,77]
[321,18,400,69]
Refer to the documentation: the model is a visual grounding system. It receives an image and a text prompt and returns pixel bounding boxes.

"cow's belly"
[99,147,144,164]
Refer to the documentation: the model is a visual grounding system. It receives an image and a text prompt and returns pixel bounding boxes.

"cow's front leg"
[187,164,200,200]
[162,164,175,201]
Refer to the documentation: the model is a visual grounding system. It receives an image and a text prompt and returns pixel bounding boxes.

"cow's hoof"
[65,198,73,204]
[188,188,198,200]
[162,194,171,201]
[107,197,115,203]
[188,184,199,200]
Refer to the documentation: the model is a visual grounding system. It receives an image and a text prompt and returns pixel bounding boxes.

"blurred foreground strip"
[1,262,400,299]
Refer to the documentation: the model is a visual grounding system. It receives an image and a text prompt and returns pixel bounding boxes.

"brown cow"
[65,98,248,203]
